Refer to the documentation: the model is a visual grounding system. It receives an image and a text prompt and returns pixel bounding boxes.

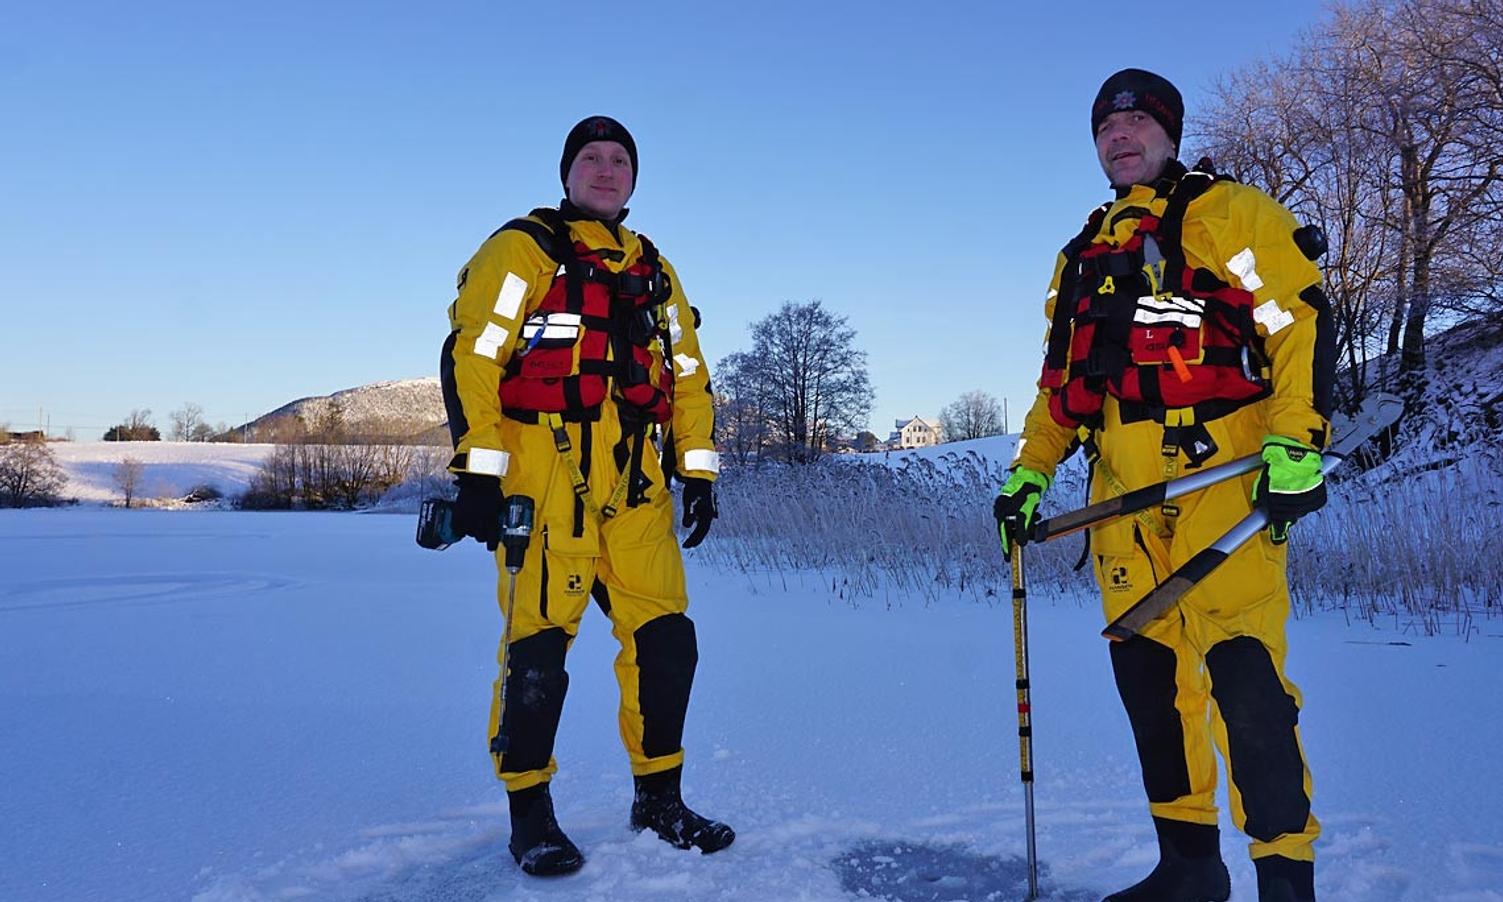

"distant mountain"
[237,378,448,444]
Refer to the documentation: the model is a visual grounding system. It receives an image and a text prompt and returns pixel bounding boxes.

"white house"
[888,416,943,449]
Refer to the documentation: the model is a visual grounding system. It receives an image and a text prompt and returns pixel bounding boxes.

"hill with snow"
[239,377,446,443]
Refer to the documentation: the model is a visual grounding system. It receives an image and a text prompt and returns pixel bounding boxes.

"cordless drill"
[416,495,534,566]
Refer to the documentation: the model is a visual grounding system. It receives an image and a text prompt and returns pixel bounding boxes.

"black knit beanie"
[1091,69,1183,148]
[559,116,638,189]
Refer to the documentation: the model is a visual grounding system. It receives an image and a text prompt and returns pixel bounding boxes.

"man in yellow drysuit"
[442,115,732,876]
[995,69,1336,902]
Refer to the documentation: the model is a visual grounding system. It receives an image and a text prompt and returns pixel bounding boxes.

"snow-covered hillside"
[242,377,445,442]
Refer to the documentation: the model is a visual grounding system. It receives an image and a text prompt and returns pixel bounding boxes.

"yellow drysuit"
[443,205,718,792]
[1016,165,1334,863]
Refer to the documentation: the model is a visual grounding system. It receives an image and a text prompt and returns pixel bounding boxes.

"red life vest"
[1040,163,1270,431]
[496,209,675,424]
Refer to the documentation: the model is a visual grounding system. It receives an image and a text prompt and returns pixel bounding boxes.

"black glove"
[679,477,717,549]
[453,474,503,551]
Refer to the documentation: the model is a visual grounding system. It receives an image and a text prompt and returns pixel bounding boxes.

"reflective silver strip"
[673,352,700,377]
[520,312,582,340]
[682,449,720,474]
[467,447,509,477]
[1137,294,1205,313]
[668,302,684,343]
[1226,248,1265,291]
[494,273,528,320]
[473,322,510,360]
[1134,309,1203,327]
[1253,299,1295,335]
[521,324,580,340]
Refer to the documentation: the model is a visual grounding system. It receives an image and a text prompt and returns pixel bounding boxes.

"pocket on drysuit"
[514,312,584,379]
[1129,294,1205,370]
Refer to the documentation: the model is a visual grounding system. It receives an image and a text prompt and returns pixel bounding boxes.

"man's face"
[565,140,633,219]
[1095,111,1176,188]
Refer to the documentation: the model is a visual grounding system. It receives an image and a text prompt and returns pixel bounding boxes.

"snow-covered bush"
[703,451,1094,605]
[703,445,1503,626]
[1292,453,1503,631]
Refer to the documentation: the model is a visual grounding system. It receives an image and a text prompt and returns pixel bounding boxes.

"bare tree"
[241,416,419,509]
[104,409,160,441]
[1327,0,1503,384]
[714,350,774,466]
[114,456,144,508]
[170,403,205,441]
[938,390,1005,442]
[0,441,68,507]
[1195,0,1503,409]
[742,300,873,463]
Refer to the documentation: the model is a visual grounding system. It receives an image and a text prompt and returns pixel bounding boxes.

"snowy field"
[4,508,1503,901]
[48,442,277,504]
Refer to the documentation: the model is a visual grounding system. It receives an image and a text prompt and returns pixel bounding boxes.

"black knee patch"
[495,628,570,773]
[1206,637,1310,842]
[1110,636,1192,803]
[634,614,698,759]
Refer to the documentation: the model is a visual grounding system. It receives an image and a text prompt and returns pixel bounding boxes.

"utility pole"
[1003,397,1010,435]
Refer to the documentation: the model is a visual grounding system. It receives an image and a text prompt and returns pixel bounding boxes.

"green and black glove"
[993,467,1051,560]
[1252,436,1326,544]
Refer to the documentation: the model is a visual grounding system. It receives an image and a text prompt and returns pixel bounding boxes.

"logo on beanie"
[587,118,613,137]
[1113,91,1137,111]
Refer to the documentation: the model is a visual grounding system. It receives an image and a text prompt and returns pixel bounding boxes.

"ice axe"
[490,494,535,755]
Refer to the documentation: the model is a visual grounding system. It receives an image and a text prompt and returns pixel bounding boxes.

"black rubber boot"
[630,766,735,854]
[507,783,584,877]
[1255,855,1315,901]
[1103,817,1231,902]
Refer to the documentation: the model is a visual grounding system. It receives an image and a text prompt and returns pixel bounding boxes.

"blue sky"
[1,0,1325,440]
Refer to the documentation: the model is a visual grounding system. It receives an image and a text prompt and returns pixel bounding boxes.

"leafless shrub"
[0,441,69,507]
[114,457,144,508]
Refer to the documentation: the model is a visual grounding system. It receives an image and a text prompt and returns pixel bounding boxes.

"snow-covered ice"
[3,508,1501,901]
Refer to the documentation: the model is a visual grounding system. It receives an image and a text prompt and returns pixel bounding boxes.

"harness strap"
[1157,160,1225,294]
[1043,203,1111,378]
[575,419,591,537]
[542,412,636,522]
[503,406,600,425]
[1116,392,1271,431]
